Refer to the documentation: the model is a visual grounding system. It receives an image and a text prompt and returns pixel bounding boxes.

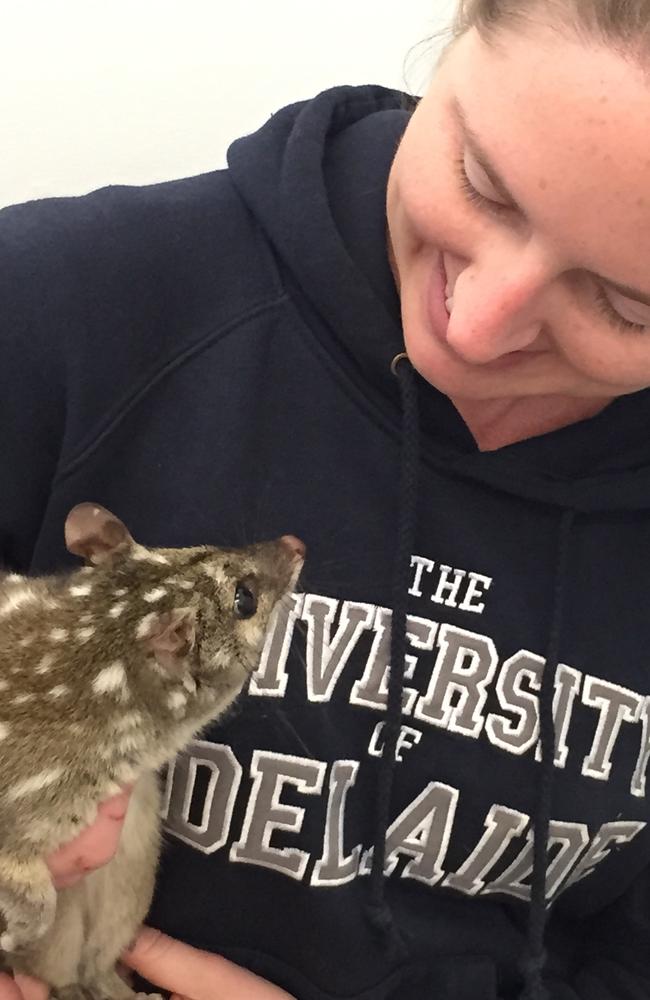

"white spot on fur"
[0,680,8,692]
[24,820,53,844]
[203,564,227,585]
[168,576,196,591]
[131,545,170,565]
[109,601,127,618]
[114,588,128,597]
[79,613,94,624]
[115,762,139,783]
[210,648,231,669]
[167,690,187,710]
[18,635,34,648]
[182,675,197,694]
[12,693,35,705]
[93,661,127,694]
[117,732,144,753]
[143,587,166,603]
[0,588,37,618]
[6,574,23,583]
[36,653,55,674]
[50,628,68,642]
[69,583,92,597]
[135,612,158,638]
[76,626,96,643]
[115,711,143,731]
[49,685,69,698]
[7,767,64,800]
[0,722,10,740]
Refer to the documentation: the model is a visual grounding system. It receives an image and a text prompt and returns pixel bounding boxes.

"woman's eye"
[455,154,511,217]
[593,285,648,334]
[234,583,257,619]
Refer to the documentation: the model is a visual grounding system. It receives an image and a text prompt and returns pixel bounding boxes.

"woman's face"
[386,24,650,405]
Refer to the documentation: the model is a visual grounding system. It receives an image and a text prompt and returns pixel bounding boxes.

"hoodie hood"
[228,83,650,513]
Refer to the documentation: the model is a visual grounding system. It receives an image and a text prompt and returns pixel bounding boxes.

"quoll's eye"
[234,582,257,619]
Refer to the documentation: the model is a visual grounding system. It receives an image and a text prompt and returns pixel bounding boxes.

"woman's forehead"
[439,26,650,292]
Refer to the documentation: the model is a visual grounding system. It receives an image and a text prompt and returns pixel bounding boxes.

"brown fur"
[0,503,304,1000]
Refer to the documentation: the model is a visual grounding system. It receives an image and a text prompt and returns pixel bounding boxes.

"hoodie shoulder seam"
[53,292,290,484]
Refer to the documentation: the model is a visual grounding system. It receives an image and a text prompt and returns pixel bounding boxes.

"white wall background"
[1,1,457,210]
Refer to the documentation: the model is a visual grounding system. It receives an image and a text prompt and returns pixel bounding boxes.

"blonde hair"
[448,0,650,62]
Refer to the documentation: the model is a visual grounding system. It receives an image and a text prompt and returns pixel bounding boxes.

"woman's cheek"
[552,314,650,392]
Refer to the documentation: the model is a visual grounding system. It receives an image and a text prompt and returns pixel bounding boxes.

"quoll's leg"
[77,773,162,1000]
[0,854,56,951]
[21,774,162,1000]
[11,877,86,988]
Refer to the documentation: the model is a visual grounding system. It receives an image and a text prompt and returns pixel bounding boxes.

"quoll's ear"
[142,609,197,671]
[65,503,136,566]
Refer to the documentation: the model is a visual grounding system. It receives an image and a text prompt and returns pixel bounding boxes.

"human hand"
[47,785,133,889]
[123,926,297,1000]
[0,972,48,1000]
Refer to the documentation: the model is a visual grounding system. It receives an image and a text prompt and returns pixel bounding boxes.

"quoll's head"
[64,503,305,685]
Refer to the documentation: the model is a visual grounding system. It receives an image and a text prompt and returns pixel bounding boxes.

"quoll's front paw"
[0,896,56,952]
[0,857,57,952]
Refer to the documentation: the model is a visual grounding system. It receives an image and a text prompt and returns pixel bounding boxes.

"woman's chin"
[404,330,563,402]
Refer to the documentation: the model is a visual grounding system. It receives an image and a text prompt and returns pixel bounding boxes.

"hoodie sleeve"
[0,196,71,570]
[0,170,277,572]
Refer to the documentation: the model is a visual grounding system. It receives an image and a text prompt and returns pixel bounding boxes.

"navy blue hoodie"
[2,84,650,1000]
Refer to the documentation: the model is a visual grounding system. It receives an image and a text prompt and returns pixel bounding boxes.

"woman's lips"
[427,252,452,342]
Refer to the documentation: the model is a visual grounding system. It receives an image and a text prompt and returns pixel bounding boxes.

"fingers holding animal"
[0,972,49,1000]
[46,787,133,890]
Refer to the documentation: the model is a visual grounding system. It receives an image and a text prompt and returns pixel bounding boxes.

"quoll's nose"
[280,535,306,560]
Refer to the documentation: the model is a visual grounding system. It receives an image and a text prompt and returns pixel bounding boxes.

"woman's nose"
[445,249,554,363]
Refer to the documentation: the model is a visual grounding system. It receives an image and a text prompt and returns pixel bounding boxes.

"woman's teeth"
[445,285,454,314]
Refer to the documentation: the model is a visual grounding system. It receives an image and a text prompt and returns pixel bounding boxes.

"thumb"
[0,975,26,1000]
[0,973,49,1000]
[123,927,292,1000]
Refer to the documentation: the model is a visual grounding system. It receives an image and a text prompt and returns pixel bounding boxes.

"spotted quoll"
[0,503,305,1000]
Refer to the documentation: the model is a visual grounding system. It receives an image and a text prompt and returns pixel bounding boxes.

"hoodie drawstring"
[369,353,576,1000]
[366,353,419,960]
[521,507,574,999]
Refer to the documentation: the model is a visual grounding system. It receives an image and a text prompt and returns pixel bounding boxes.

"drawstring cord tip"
[390,351,409,376]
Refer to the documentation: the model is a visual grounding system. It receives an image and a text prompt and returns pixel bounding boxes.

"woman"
[2,1,650,997]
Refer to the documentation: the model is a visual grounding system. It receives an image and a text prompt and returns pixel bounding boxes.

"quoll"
[0,502,305,1000]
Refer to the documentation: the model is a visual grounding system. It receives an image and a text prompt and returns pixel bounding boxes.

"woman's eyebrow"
[452,96,650,307]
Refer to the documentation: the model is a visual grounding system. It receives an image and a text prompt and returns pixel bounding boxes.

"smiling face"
[386,23,650,416]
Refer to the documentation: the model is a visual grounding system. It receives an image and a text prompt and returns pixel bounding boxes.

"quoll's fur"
[0,503,305,1000]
